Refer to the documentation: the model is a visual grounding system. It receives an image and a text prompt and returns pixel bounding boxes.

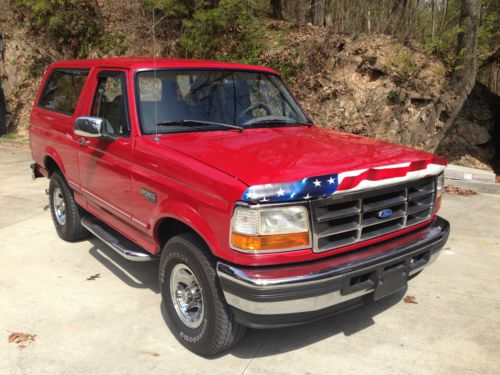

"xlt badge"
[140,188,157,203]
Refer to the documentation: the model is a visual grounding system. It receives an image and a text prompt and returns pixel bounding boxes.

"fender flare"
[153,200,221,256]
[43,146,66,176]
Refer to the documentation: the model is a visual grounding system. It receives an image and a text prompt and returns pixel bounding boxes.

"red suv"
[29,58,450,355]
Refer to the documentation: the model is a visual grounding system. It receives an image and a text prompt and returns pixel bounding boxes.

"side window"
[91,72,129,137]
[38,70,89,115]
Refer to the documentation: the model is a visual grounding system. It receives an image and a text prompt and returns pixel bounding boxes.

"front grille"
[310,176,436,252]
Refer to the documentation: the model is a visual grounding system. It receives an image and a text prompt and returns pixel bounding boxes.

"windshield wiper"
[246,119,313,127]
[156,120,243,131]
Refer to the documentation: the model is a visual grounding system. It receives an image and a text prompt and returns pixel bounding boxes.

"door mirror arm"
[101,133,117,142]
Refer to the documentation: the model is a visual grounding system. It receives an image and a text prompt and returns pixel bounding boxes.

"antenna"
[152,8,159,142]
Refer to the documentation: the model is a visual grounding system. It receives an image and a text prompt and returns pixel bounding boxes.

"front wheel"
[159,233,245,356]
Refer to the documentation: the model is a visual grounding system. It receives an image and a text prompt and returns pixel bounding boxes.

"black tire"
[48,172,88,241]
[159,233,245,356]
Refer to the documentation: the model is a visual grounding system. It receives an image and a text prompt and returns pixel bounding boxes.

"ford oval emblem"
[377,208,393,219]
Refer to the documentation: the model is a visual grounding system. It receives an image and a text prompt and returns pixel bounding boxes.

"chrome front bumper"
[217,216,450,328]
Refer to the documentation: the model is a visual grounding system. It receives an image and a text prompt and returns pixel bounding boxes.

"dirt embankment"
[0,4,55,138]
[261,22,498,173]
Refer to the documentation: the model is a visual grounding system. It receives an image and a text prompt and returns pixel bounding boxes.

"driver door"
[77,69,133,221]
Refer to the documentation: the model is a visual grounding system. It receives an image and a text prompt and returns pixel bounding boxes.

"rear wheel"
[48,172,88,241]
[159,233,245,356]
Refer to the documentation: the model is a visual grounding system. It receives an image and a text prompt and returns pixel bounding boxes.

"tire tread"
[49,172,88,241]
[161,233,245,356]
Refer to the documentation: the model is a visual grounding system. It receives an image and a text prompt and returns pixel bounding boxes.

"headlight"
[435,173,444,211]
[231,206,310,252]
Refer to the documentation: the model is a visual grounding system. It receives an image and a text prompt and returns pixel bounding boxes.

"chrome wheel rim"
[53,187,66,226]
[169,263,204,329]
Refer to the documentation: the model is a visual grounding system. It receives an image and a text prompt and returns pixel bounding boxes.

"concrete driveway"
[1,142,499,374]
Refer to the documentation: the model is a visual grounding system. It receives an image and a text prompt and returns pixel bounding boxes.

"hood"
[157,126,443,186]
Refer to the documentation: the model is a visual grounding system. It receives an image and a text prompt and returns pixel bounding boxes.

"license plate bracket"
[373,265,408,301]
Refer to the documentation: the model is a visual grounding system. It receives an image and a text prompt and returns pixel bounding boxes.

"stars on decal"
[246,191,256,200]
[242,173,339,202]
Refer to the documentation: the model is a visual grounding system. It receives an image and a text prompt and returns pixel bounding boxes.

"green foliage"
[255,25,302,82]
[329,0,498,74]
[179,0,267,64]
[387,48,418,79]
[13,0,108,58]
[421,0,498,72]
[99,34,127,56]
[0,132,20,140]
[26,56,52,79]
[272,57,300,81]
[11,0,498,81]
[423,25,465,75]
[477,9,500,62]
[386,90,400,104]
[140,0,191,18]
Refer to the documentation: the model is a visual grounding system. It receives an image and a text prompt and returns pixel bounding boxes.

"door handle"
[78,138,89,146]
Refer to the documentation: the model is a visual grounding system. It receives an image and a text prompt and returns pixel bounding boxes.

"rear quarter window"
[38,69,89,115]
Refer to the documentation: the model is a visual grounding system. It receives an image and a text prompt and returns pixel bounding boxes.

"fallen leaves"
[403,295,418,304]
[7,332,36,349]
[444,185,478,196]
[86,273,101,281]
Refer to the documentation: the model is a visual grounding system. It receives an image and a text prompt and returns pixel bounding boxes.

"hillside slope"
[0,2,497,173]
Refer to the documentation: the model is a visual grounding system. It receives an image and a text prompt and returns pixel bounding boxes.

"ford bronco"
[29,58,450,355]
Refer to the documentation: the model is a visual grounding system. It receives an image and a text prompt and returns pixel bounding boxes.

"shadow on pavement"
[228,288,406,359]
[87,236,406,357]
[88,237,160,293]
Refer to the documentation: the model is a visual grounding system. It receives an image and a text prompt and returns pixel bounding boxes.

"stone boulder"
[457,121,492,145]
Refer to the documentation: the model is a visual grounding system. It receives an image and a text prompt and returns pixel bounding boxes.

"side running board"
[81,217,157,262]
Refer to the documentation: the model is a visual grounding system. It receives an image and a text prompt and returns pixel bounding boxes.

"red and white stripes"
[335,158,446,194]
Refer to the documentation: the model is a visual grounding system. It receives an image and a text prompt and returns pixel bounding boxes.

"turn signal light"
[434,195,442,212]
[434,173,444,213]
[231,232,310,252]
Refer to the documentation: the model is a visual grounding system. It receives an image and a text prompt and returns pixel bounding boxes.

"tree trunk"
[431,0,436,39]
[271,0,283,19]
[439,0,448,36]
[311,0,326,26]
[404,0,481,151]
[452,0,481,92]
[367,7,371,33]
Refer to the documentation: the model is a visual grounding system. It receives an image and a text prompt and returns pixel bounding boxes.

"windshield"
[136,70,310,134]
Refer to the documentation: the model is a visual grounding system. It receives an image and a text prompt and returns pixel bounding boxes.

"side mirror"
[74,117,115,141]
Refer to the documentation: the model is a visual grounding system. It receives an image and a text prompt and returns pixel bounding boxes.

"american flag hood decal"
[242,158,446,203]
